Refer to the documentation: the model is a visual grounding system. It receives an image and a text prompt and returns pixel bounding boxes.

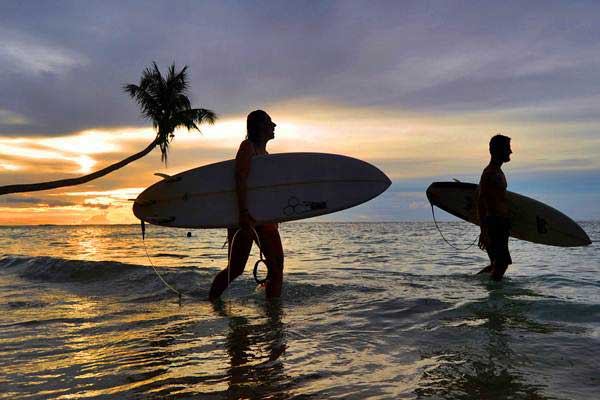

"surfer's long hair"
[246,110,269,143]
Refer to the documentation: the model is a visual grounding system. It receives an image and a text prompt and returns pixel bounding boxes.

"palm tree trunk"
[0,138,160,196]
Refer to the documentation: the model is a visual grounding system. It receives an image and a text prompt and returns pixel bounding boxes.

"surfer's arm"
[482,177,507,218]
[478,168,502,216]
[478,172,495,250]
[476,181,487,250]
[234,141,255,225]
[477,188,486,225]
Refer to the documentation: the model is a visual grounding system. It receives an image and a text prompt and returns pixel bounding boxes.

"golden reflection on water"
[15,295,293,398]
[1,283,557,399]
[214,300,288,399]
[76,236,100,259]
[2,223,598,398]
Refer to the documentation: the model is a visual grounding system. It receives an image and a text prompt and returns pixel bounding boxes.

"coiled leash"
[430,205,479,251]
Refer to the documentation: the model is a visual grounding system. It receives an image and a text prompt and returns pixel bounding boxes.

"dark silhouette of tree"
[0,62,216,196]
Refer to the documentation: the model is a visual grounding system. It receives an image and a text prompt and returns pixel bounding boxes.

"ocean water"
[0,222,598,399]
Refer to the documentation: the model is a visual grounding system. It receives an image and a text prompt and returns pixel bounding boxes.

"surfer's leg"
[209,228,253,300]
[476,251,494,275]
[476,219,494,275]
[477,264,494,275]
[258,227,284,299]
[491,263,508,281]
[490,249,511,281]
[490,219,512,281]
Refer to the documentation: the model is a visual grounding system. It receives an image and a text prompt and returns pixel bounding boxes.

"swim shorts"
[484,216,512,265]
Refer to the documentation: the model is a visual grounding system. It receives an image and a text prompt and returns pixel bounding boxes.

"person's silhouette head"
[247,110,276,144]
[489,134,512,163]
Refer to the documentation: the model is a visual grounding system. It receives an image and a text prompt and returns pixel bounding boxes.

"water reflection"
[213,300,290,399]
[1,223,597,398]
[417,283,551,399]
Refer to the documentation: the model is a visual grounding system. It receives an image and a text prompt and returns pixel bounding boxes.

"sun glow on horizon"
[0,162,21,171]
[2,99,600,224]
[40,131,121,154]
[75,155,96,174]
[60,187,146,199]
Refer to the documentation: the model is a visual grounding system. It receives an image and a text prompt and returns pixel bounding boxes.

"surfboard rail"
[134,152,391,229]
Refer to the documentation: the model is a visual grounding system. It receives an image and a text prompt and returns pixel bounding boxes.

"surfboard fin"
[453,178,461,182]
[154,173,181,183]
[133,199,156,207]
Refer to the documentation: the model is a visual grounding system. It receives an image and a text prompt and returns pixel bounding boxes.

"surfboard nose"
[358,158,392,193]
[579,227,592,246]
[374,166,392,195]
[380,171,392,190]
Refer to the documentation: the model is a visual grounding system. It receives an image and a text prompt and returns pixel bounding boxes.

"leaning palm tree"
[0,62,216,196]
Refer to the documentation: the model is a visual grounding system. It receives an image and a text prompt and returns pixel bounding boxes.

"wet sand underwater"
[1,222,599,399]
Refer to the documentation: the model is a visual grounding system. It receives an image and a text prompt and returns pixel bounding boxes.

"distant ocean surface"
[1,222,599,399]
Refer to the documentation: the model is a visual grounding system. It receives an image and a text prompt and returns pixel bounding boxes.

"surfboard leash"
[138,221,269,303]
[249,227,270,286]
[140,220,187,304]
[430,205,479,251]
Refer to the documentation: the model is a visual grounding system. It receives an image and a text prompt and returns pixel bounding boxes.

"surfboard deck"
[134,153,391,229]
[426,181,591,247]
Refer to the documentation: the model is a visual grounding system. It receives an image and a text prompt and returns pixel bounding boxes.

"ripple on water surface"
[0,222,599,399]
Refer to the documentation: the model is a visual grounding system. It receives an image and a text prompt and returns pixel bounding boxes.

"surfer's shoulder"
[483,164,502,175]
[480,165,493,181]
[238,139,253,151]
[236,140,255,157]
[481,164,505,187]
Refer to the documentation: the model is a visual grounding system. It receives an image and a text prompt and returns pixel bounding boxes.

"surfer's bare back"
[477,134,513,281]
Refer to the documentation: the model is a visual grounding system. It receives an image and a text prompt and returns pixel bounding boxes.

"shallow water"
[1,222,599,399]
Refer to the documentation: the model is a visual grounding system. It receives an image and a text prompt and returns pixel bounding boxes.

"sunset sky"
[1,1,600,224]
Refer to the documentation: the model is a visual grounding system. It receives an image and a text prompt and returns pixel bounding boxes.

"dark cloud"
[81,202,111,210]
[0,194,76,208]
[0,193,113,210]
[2,1,600,136]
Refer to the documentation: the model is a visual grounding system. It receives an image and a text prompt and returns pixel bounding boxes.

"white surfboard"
[133,153,391,228]
[426,182,591,247]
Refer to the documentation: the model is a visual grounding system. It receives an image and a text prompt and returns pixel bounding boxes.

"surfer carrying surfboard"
[209,110,285,300]
[477,134,513,281]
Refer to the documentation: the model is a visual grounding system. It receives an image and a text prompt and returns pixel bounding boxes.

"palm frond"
[190,108,217,125]
[173,94,192,111]
[173,108,217,132]
[124,62,217,164]
[167,65,189,95]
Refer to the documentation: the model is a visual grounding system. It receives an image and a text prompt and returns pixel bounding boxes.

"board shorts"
[484,216,512,265]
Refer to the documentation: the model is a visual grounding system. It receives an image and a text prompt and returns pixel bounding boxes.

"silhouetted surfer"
[209,110,284,300]
[477,134,512,281]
